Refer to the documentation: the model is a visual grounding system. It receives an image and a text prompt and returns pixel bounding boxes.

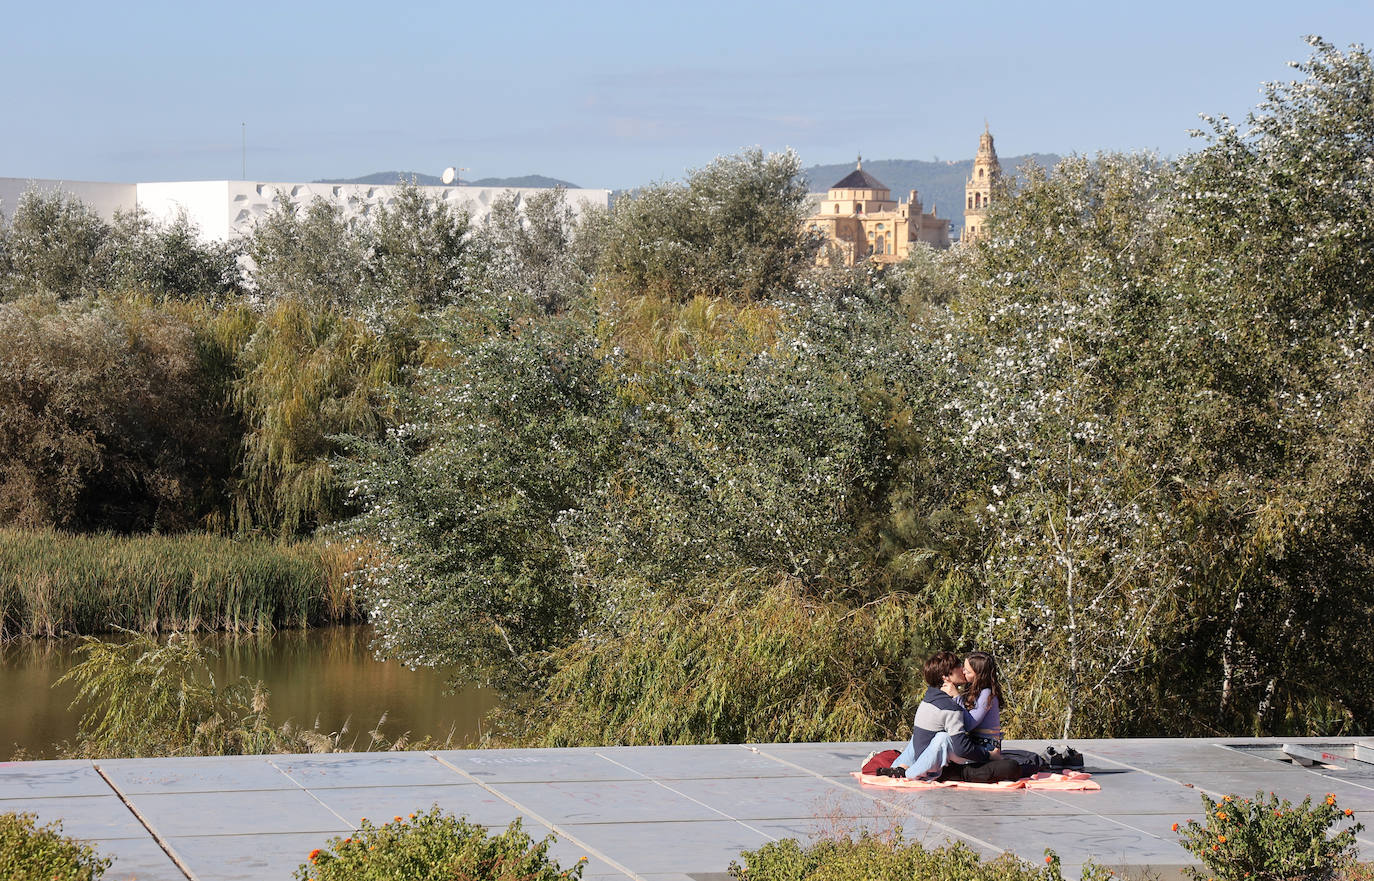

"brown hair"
[922,651,962,688]
[962,650,1006,709]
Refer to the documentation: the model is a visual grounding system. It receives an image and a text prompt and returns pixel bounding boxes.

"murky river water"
[0,626,499,759]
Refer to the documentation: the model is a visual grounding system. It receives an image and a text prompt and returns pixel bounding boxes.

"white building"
[0,177,611,241]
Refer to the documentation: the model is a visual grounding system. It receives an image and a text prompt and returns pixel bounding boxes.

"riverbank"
[0,529,366,638]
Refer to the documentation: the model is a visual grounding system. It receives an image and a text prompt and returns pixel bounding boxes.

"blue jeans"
[893,731,952,780]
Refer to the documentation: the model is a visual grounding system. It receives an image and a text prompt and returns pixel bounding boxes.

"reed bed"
[0,530,367,638]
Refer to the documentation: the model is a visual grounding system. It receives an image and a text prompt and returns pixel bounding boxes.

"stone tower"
[963,124,1002,242]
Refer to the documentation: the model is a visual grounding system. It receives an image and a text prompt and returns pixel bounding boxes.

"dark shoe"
[1045,746,1067,769]
[1063,747,1084,769]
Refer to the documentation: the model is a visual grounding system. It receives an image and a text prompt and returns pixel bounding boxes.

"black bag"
[1000,748,1050,778]
[958,757,1023,783]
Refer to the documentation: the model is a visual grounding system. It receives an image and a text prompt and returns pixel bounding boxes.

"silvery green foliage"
[471,187,601,316]
[101,208,241,300]
[0,189,111,299]
[927,153,1189,737]
[360,180,474,313]
[565,278,912,615]
[927,37,1374,736]
[599,148,819,302]
[336,296,619,691]
[246,196,366,308]
[1161,36,1374,730]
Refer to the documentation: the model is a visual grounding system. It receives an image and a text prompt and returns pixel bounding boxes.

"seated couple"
[881,649,1019,783]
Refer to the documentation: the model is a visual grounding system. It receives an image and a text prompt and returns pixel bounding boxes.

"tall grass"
[0,529,366,638]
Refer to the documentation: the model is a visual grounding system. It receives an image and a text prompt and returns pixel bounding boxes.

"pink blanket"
[851,768,1100,791]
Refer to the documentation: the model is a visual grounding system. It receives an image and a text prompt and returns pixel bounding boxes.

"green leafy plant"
[295,809,585,881]
[1173,790,1364,881]
[0,811,110,881]
[730,833,1109,881]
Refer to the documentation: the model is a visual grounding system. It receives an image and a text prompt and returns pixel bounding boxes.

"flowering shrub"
[0,811,110,880]
[1173,791,1363,881]
[731,833,1111,881]
[295,809,584,881]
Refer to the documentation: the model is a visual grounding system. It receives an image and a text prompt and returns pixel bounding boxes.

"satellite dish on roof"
[441,167,457,185]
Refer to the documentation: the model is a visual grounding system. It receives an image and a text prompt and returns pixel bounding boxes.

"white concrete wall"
[0,178,137,222]
[136,181,232,241]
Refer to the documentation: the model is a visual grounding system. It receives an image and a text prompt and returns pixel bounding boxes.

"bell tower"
[963,124,1002,242]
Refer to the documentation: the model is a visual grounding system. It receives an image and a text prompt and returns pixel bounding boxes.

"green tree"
[0,189,111,299]
[101,208,241,300]
[246,196,363,308]
[0,296,238,532]
[597,148,819,303]
[360,180,473,312]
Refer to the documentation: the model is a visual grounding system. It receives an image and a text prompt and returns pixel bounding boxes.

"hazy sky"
[4,0,1371,189]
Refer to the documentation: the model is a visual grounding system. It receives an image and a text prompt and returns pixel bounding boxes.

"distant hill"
[802,154,1061,232]
[315,171,581,189]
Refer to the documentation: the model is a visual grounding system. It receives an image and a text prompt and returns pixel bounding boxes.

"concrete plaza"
[1,737,1370,880]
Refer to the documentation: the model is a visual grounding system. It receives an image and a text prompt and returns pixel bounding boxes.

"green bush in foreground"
[0,811,110,881]
[730,834,1109,881]
[296,809,585,881]
[1173,790,1364,881]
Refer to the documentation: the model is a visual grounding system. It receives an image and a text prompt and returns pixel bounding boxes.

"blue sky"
[4,0,1371,189]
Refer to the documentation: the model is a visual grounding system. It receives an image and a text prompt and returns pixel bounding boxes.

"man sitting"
[886,650,988,780]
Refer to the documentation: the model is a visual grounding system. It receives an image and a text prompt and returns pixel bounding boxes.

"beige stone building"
[963,126,1003,242]
[806,159,950,265]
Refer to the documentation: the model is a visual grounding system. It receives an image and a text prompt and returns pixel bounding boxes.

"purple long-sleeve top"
[962,688,1002,741]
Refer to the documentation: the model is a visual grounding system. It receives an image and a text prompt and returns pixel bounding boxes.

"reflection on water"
[0,626,499,759]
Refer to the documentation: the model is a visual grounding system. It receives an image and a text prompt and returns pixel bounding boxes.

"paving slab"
[559,819,774,876]
[312,783,525,827]
[124,788,353,836]
[666,775,876,820]
[0,792,148,839]
[0,759,112,798]
[494,779,732,824]
[99,755,294,794]
[432,747,642,783]
[270,752,466,789]
[598,745,798,780]
[0,738,1367,880]
[167,832,335,881]
[87,837,186,881]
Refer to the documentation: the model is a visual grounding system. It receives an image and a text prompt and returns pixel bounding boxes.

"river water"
[0,626,499,759]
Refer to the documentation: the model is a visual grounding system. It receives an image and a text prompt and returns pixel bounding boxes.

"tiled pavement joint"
[93,762,198,881]
[594,751,782,843]
[428,751,645,881]
[741,744,1007,856]
[266,757,358,830]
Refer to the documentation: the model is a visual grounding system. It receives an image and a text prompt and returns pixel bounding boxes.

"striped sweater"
[908,686,990,765]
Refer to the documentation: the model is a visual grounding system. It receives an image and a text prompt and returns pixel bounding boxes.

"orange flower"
[1218,835,1227,843]
[1212,844,1220,852]
[1045,855,1054,864]
[308,849,321,863]
[1345,809,1355,817]
[1216,811,1227,819]
[394,816,403,823]
[1223,796,1233,802]
[1171,822,1179,832]
[1275,811,1283,818]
